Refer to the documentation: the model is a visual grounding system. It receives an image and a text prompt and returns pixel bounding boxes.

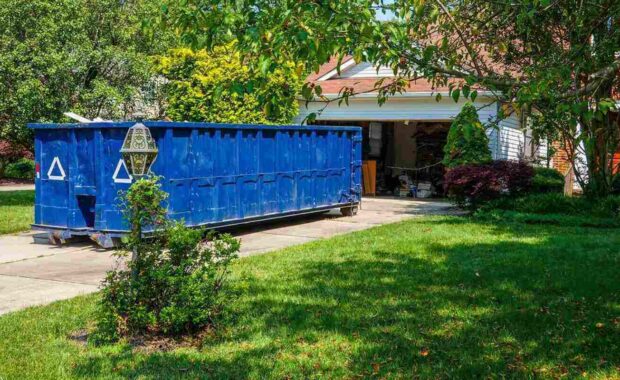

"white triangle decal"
[47,156,66,181]
[113,159,133,184]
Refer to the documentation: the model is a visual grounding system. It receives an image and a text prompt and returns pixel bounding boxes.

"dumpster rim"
[27,121,362,132]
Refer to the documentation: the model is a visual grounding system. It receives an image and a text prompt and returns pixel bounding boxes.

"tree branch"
[435,0,485,77]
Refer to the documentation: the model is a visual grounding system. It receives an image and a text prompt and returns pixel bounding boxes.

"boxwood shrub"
[531,167,564,194]
[4,158,35,180]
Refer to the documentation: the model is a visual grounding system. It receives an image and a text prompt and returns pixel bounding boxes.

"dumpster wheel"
[340,205,359,217]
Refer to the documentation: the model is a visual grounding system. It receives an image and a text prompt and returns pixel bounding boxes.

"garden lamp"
[120,123,158,178]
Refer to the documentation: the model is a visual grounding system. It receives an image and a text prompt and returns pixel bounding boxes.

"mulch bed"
[69,327,217,352]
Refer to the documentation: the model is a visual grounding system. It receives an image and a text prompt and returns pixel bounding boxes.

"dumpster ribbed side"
[29,122,362,239]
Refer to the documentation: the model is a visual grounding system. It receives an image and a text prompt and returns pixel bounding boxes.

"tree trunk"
[583,117,614,198]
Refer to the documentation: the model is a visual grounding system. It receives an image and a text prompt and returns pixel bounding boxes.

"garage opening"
[313,120,451,198]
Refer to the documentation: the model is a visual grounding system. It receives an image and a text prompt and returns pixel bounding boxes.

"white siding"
[296,95,497,123]
[337,62,394,78]
[492,114,525,161]
[537,138,548,161]
[296,95,528,161]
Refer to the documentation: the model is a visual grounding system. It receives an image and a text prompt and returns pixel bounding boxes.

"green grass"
[0,190,34,234]
[1,216,620,379]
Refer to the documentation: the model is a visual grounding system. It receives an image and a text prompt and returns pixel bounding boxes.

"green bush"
[612,175,620,195]
[4,158,34,180]
[531,167,564,194]
[481,193,620,220]
[156,44,302,124]
[475,209,620,228]
[443,103,492,168]
[93,177,240,342]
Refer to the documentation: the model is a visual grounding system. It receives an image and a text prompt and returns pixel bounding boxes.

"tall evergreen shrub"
[443,103,492,168]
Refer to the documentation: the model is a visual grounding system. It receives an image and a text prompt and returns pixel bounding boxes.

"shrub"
[94,176,240,342]
[4,158,35,180]
[0,140,32,177]
[475,209,620,228]
[531,167,564,194]
[490,160,534,195]
[592,195,620,218]
[482,193,620,219]
[482,193,582,215]
[443,103,492,168]
[156,44,302,124]
[444,160,534,209]
[612,175,620,195]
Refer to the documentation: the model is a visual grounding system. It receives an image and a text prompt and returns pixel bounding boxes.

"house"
[295,57,549,195]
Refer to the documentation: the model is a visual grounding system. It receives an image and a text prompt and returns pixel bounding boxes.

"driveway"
[0,197,455,315]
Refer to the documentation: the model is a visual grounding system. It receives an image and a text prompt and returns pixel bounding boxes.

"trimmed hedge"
[4,158,34,180]
[481,193,620,219]
[531,167,564,194]
[475,209,620,228]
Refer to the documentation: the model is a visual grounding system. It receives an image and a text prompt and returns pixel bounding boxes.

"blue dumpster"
[28,122,362,247]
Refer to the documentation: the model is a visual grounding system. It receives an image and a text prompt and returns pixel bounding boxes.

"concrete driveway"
[0,197,455,315]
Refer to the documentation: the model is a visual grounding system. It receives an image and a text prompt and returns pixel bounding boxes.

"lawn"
[1,216,619,379]
[0,190,34,234]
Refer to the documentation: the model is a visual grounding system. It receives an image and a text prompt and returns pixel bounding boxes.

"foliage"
[475,209,620,228]
[531,167,565,194]
[443,103,492,168]
[481,193,620,219]
[612,175,620,195]
[0,190,33,234]
[94,177,240,342]
[0,0,175,149]
[444,160,534,209]
[0,140,32,177]
[161,0,620,196]
[155,45,302,124]
[3,217,620,378]
[4,158,34,180]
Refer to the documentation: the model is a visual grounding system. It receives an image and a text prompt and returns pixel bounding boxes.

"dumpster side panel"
[37,129,71,227]
[98,128,132,232]
[30,122,362,237]
[260,130,278,214]
[70,129,97,229]
[167,128,193,223]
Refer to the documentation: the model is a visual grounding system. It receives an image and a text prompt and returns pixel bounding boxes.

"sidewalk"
[0,184,35,192]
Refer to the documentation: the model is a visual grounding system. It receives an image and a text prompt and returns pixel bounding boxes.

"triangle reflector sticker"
[47,157,66,180]
[113,159,133,184]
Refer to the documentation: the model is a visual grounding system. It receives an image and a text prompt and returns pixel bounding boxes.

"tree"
[443,103,492,168]
[155,44,302,124]
[0,0,175,149]
[162,0,620,197]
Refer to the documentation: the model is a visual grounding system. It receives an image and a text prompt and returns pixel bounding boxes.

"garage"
[313,120,450,197]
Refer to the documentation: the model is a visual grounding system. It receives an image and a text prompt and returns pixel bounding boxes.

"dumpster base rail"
[32,201,361,248]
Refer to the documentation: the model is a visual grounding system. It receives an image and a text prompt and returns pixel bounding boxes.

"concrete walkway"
[0,198,455,315]
[0,184,35,192]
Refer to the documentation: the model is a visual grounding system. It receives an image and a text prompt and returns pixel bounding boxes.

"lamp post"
[120,122,159,280]
[120,122,158,178]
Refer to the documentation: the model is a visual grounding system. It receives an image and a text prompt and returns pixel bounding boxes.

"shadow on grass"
[73,217,620,378]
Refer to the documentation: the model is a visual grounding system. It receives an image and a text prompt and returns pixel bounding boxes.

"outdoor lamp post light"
[120,122,158,178]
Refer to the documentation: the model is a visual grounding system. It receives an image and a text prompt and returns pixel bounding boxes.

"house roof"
[306,55,354,82]
[306,59,451,95]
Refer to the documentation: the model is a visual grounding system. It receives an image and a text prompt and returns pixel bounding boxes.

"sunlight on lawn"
[0,190,33,234]
[0,216,619,379]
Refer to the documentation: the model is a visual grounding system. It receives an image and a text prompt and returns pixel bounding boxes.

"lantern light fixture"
[120,123,158,178]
